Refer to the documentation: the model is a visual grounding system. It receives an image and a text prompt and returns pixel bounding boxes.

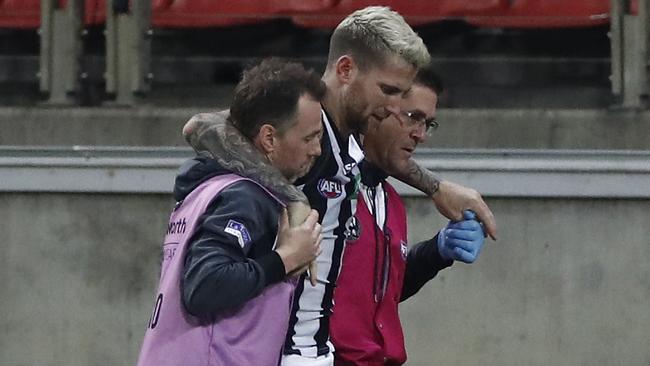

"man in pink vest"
[330,65,486,365]
[137,58,327,366]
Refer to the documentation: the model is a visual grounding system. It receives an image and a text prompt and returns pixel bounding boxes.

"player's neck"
[322,90,353,138]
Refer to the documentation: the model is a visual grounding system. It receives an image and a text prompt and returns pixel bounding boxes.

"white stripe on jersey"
[286,109,362,357]
[282,353,334,366]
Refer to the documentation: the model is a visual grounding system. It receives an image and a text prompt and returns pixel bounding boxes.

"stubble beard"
[342,102,368,136]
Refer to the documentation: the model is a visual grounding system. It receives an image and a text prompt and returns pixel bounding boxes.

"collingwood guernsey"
[284,109,364,357]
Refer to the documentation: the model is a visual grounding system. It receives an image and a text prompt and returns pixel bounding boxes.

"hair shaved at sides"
[230,58,326,140]
[414,63,445,95]
[327,6,430,71]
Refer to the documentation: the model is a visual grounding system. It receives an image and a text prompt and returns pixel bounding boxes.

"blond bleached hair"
[327,6,431,70]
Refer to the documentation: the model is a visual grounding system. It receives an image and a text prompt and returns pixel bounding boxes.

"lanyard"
[368,185,391,303]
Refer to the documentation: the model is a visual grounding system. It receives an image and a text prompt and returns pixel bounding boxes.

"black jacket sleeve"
[400,233,454,302]
[181,180,286,317]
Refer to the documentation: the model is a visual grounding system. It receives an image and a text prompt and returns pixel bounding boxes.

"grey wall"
[2,107,650,149]
[1,193,649,366]
[0,193,170,366]
[402,197,650,366]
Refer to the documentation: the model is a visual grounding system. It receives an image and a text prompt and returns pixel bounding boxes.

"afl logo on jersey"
[318,178,343,199]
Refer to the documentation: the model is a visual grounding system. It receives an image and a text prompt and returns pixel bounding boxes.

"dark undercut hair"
[414,63,445,96]
[230,57,326,140]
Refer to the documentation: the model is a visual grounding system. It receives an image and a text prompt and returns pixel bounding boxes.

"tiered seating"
[0,0,337,29]
[0,0,625,29]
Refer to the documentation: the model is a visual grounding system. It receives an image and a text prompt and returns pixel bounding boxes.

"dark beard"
[342,104,368,136]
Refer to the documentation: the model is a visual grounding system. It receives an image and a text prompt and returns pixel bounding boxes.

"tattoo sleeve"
[184,111,309,204]
[395,158,441,197]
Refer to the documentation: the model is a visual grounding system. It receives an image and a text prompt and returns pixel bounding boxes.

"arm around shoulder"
[394,158,497,240]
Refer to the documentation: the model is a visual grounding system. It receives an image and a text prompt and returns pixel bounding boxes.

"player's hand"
[437,210,485,263]
[275,209,322,275]
[286,201,320,286]
[433,180,497,240]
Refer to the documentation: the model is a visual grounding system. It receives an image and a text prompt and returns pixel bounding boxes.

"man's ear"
[335,55,358,84]
[255,123,277,155]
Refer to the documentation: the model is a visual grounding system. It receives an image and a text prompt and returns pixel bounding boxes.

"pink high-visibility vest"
[137,174,296,366]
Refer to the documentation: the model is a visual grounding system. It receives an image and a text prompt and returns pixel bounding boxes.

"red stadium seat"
[0,0,627,31]
[79,0,106,25]
[0,0,40,28]
[630,0,638,15]
[95,0,172,24]
[152,0,337,28]
[152,0,267,28]
[0,0,110,28]
[466,0,611,28]
[291,0,509,28]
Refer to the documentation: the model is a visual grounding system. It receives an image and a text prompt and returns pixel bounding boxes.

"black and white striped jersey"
[283,109,363,358]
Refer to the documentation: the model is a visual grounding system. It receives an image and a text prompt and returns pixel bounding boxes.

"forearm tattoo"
[398,158,441,197]
[185,112,309,204]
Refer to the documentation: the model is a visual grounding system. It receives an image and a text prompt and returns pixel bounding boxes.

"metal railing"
[2,146,649,198]
[31,0,650,109]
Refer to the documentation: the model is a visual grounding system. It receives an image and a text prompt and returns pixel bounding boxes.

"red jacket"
[330,163,452,366]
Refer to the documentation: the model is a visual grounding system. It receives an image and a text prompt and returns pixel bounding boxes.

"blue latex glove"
[437,210,485,263]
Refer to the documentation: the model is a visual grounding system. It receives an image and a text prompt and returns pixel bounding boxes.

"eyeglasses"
[400,110,439,133]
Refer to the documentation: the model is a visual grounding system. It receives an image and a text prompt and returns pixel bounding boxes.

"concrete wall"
[0,193,170,366]
[1,193,649,365]
[402,197,650,366]
[2,107,650,149]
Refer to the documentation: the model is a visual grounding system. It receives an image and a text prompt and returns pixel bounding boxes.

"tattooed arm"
[395,158,498,240]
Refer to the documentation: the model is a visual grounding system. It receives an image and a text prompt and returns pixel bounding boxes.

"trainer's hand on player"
[437,210,485,263]
[433,180,497,240]
[286,201,320,286]
[275,209,322,275]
